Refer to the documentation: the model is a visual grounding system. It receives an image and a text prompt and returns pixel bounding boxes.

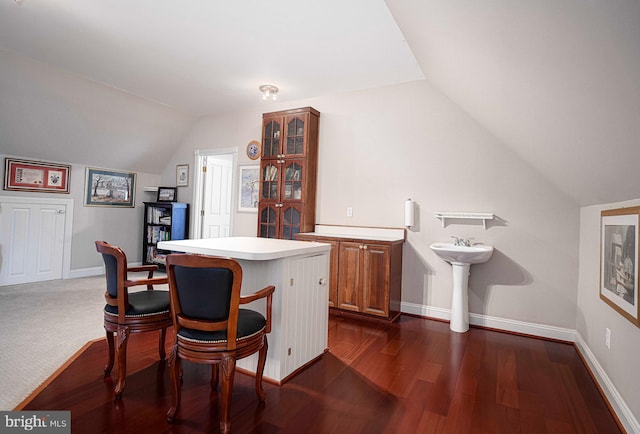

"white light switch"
[346,207,353,217]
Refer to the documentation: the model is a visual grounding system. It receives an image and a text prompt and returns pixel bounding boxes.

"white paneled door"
[201,155,233,238]
[0,199,68,286]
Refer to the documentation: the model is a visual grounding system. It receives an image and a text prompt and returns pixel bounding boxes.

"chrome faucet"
[451,236,473,246]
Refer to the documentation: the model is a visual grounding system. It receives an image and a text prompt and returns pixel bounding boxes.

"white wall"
[0,154,161,271]
[0,49,194,175]
[578,199,640,431]
[0,50,194,272]
[162,80,580,331]
[160,108,265,237]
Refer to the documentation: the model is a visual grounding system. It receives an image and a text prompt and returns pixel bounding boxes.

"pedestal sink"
[430,242,494,333]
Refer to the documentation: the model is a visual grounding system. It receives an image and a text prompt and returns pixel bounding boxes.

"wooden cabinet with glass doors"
[257,107,320,239]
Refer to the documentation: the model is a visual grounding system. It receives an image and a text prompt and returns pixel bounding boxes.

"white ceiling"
[0,0,424,116]
[1,0,639,206]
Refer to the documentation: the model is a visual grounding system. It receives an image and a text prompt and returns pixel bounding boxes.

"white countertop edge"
[299,232,404,242]
[157,237,331,261]
[303,225,406,242]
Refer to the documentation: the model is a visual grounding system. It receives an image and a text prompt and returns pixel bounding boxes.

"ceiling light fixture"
[259,84,278,101]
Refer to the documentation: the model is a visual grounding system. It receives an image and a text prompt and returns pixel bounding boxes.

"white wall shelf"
[434,212,494,230]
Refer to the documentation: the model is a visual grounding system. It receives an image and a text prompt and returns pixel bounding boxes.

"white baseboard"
[468,312,576,342]
[402,303,451,322]
[400,301,638,433]
[66,266,104,279]
[575,333,639,434]
[401,301,576,342]
[66,261,149,280]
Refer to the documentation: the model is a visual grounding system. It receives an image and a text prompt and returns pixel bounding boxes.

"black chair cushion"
[104,290,170,317]
[178,309,266,343]
[173,265,234,321]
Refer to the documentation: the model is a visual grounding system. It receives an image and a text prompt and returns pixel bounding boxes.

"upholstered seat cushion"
[178,309,266,343]
[104,290,170,317]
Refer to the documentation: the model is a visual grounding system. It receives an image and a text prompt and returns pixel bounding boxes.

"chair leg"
[104,329,115,377]
[219,353,236,434]
[210,363,219,390]
[166,344,181,423]
[114,326,130,399]
[255,336,268,402]
[158,328,167,360]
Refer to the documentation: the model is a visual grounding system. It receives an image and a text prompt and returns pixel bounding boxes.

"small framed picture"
[157,186,177,202]
[176,164,189,187]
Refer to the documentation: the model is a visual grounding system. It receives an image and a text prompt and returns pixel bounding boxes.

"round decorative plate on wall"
[246,140,261,160]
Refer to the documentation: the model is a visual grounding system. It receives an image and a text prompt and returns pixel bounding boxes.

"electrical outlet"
[346,207,353,217]
[605,328,611,349]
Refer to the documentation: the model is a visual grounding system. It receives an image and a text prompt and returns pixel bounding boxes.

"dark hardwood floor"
[20,314,622,433]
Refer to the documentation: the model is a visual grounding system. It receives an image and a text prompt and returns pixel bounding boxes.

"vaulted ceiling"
[0,0,423,115]
[1,0,639,206]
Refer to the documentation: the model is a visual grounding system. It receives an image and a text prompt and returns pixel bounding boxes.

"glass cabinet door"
[261,163,280,200]
[262,118,281,158]
[282,160,304,201]
[284,115,306,157]
[281,204,303,240]
[258,204,278,238]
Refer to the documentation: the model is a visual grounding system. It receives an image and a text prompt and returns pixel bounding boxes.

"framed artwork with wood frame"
[600,206,640,327]
[84,167,136,207]
[4,158,71,193]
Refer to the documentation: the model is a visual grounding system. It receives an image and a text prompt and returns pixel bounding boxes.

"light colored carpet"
[0,274,168,410]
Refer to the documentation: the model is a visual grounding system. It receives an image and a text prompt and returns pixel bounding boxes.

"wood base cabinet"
[296,233,403,321]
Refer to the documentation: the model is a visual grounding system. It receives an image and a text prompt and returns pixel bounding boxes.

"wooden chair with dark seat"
[164,253,274,434]
[95,240,172,399]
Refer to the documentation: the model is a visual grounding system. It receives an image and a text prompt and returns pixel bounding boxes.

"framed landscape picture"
[4,158,71,193]
[84,167,136,207]
[600,206,640,327]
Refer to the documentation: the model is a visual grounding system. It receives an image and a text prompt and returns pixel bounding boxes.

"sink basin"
[430,242,494,265]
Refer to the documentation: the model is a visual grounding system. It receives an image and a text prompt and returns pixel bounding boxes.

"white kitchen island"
[157,237,331,384]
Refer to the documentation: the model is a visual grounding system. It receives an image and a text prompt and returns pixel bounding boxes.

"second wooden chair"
[165,253,274,434]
